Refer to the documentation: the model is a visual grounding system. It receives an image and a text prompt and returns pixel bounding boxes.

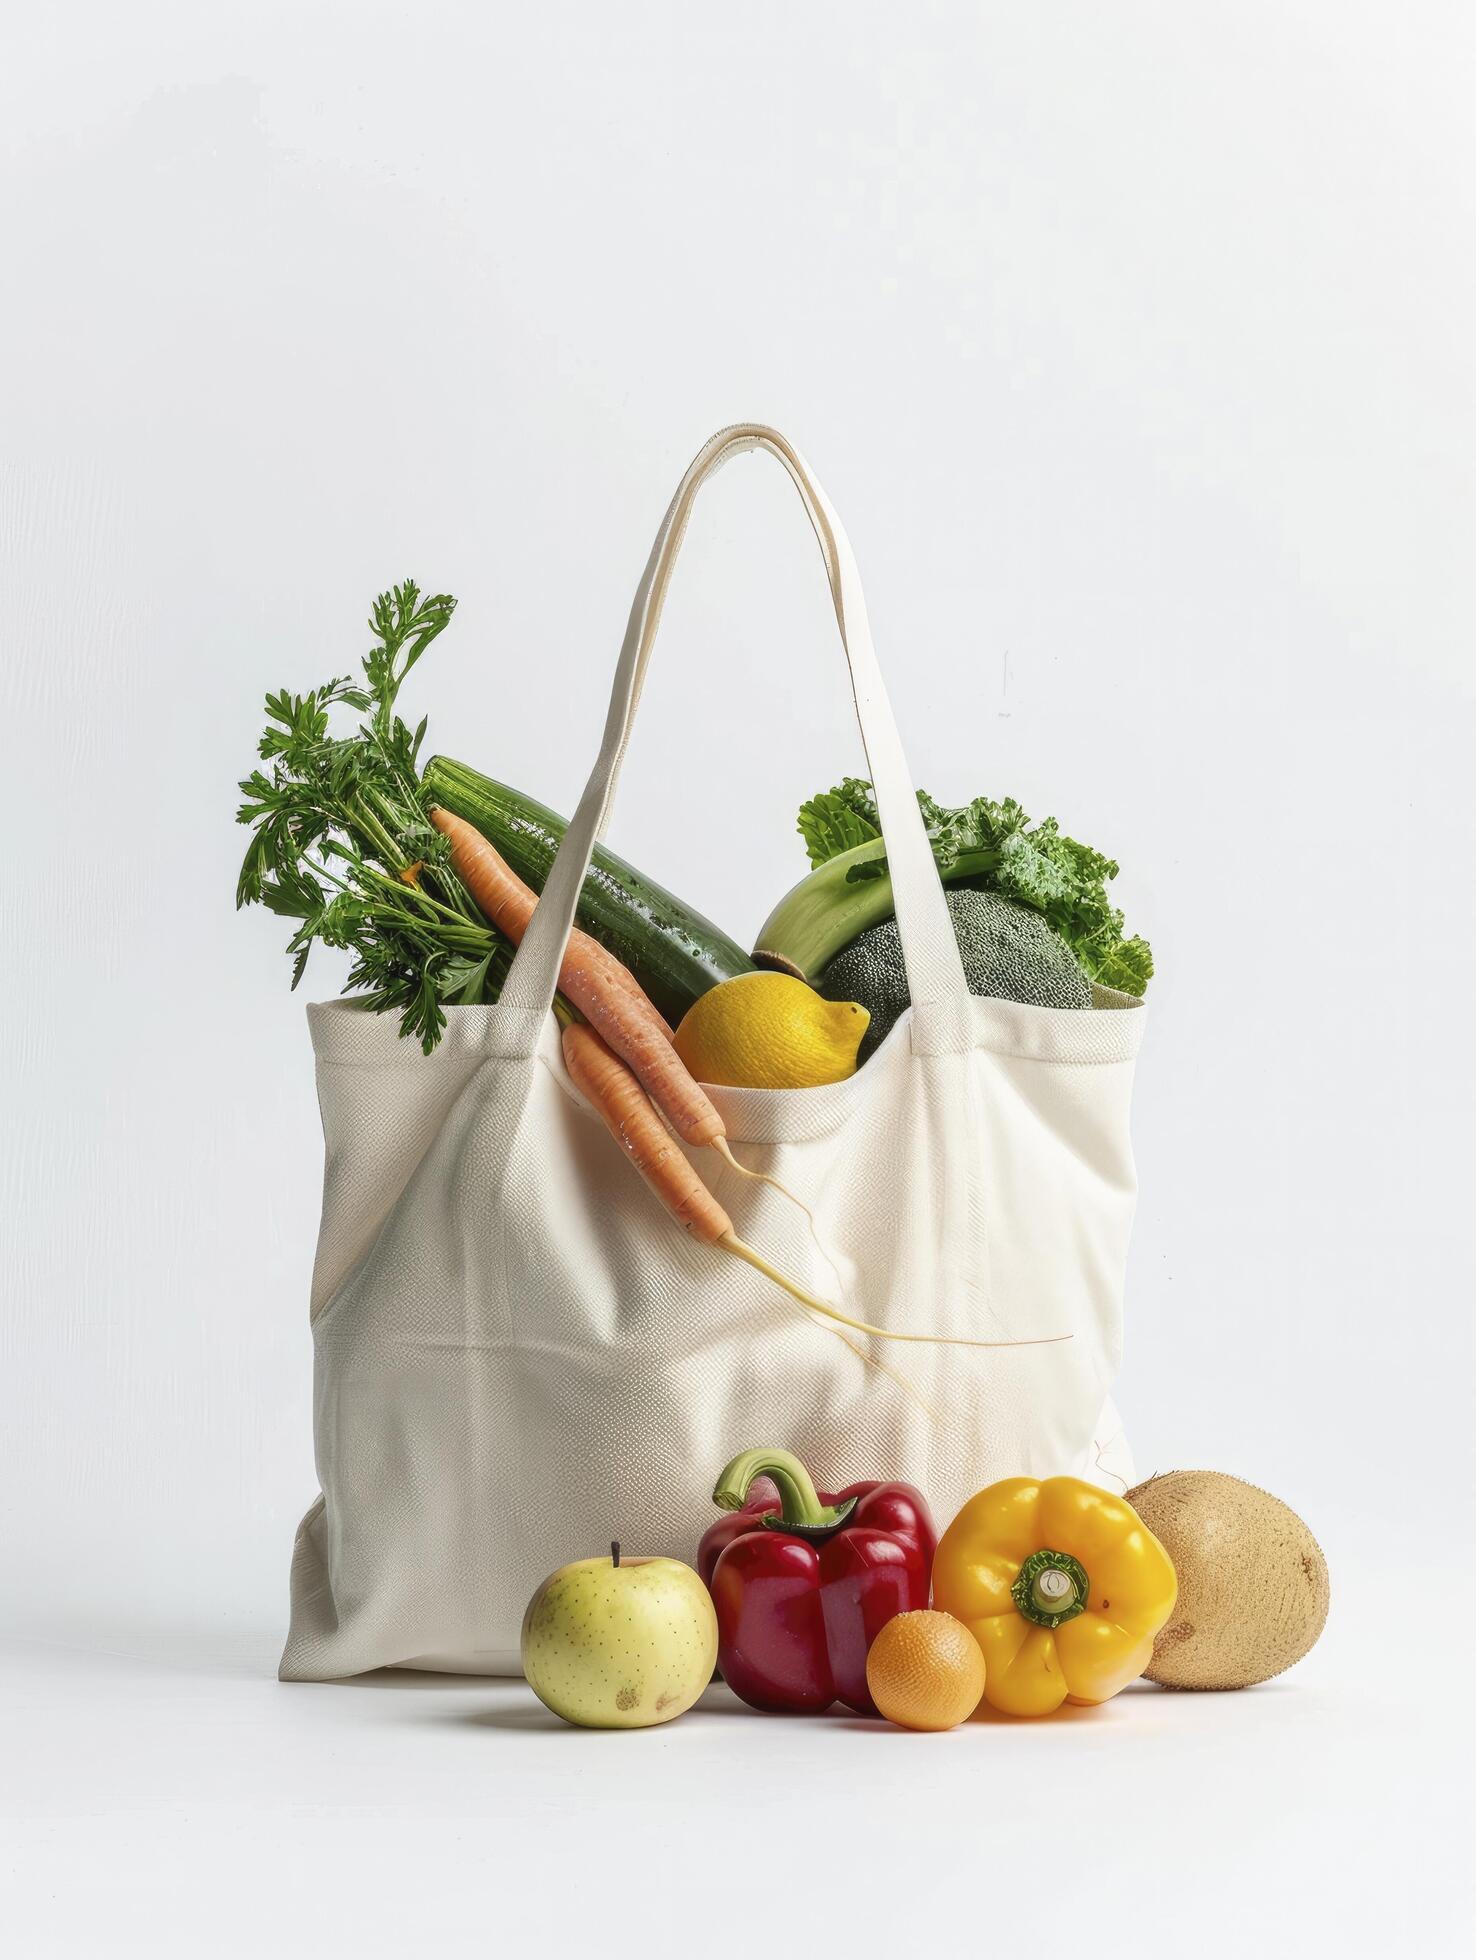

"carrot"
[557,928,674,1040]
[561,1021,733,1242]
[431,806,718,1143]
[562,1021,1069,1355]
[429,811,825,1213]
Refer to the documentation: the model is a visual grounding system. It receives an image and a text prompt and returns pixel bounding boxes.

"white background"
[3,4,1472,1954]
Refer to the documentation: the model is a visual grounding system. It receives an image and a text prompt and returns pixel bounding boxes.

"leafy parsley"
[236,581,512,1051]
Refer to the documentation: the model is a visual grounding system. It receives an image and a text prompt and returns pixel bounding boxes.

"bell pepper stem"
[712,1447,851,1531]
[1011,1548,1091,1628]
[1032,1568,1072,1613]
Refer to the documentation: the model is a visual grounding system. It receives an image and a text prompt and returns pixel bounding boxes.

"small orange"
[866,1610,986,1731]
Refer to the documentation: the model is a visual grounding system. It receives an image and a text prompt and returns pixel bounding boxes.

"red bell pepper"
[697,1446,936,1715]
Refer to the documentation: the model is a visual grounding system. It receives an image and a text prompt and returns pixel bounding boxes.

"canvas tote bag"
[280,424,1147,1681]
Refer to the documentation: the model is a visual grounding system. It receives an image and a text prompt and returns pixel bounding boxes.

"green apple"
[521,1543,718,1729]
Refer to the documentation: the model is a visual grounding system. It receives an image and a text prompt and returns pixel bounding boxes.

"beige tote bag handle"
[497,423,972,1051]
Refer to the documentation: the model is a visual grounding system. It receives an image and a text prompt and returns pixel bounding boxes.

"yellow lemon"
[673,973,870,1089]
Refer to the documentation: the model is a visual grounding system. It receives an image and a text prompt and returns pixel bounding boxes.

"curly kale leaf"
[796,777,883,865]
[796,778,1153,995]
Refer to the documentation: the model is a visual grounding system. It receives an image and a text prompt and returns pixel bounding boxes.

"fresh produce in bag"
[821,890,1093,1063]
[756,780,1152,1027]
[422,754,755,1024]
[672,971,870,1088]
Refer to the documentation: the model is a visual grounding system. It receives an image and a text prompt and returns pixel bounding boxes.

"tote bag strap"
[496,423,972,1050]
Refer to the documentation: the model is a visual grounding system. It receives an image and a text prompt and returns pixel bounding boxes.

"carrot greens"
[235,580,511,1051]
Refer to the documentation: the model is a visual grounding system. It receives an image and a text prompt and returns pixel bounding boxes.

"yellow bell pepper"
[932,1476,1177,1717]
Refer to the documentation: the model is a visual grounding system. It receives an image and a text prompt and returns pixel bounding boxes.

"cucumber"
[422,755,754,1024]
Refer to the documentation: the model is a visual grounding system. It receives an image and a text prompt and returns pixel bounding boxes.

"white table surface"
[3,1574,1463,1960]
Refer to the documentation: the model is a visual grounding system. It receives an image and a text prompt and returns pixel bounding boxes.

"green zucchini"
[422,755,754,1024]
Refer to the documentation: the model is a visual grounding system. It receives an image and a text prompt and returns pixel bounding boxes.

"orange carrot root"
[561,1021,733,1242]
[432,806,721,1147]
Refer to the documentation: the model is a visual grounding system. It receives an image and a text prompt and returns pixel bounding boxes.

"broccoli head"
[819,887,1092,1061]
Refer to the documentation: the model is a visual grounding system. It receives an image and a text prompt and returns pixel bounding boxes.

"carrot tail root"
[716,1233,1073,1351]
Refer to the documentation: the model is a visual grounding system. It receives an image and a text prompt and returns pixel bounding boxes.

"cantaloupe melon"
[1127,1471,1329,1690]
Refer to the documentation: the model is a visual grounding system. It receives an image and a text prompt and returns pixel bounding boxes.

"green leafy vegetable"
[791,780,1152,995]
[236,581,514,1052]
[796,784,880,866]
